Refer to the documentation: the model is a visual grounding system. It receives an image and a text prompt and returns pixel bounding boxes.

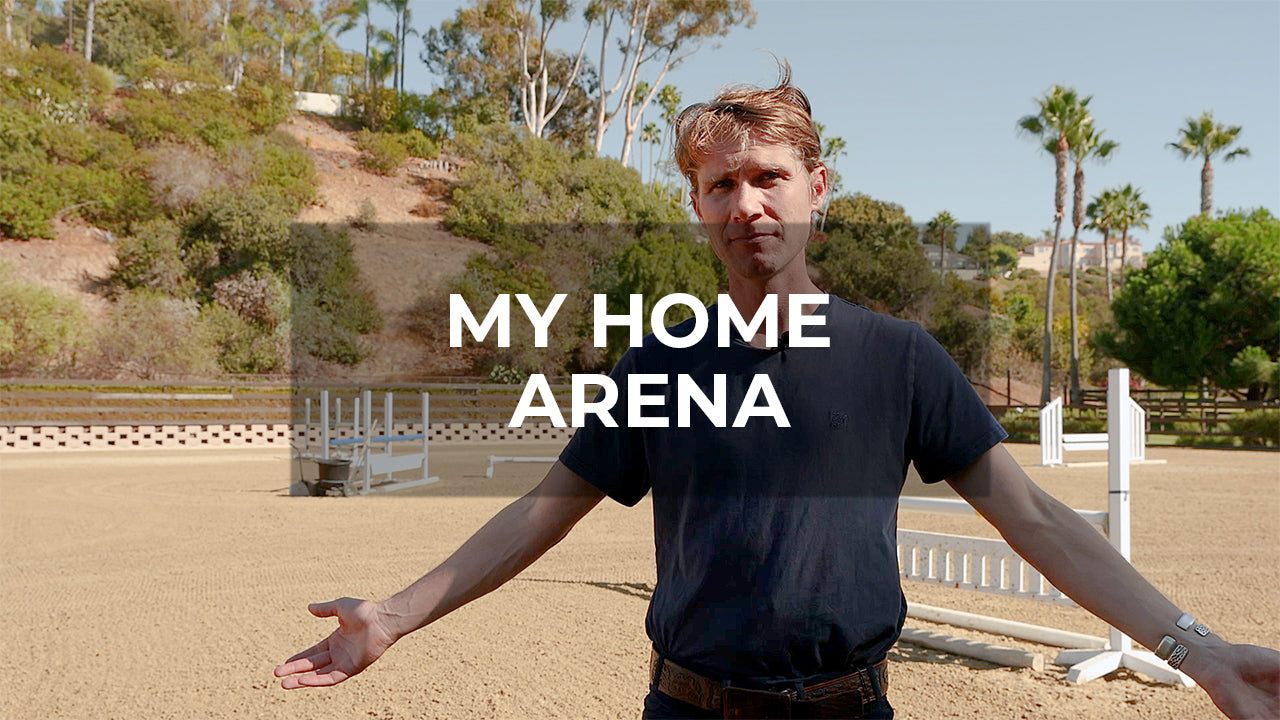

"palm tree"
[1086,188,1123,303]
[1113,184,1150,290]
[1063,120,1118,403]
[1169,111,1250,216]
[641,121,661,184]
[926,210,957,276]
[1019,85,1091,405]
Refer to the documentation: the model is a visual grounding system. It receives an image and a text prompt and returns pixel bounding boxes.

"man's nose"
[730,184,765,222]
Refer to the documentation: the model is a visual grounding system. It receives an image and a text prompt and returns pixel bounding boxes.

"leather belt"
[649,649,889,719]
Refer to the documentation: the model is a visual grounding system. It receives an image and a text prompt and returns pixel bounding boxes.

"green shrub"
[0,44,113,111]
[344,86,401,132]
[232,132,317,214]
[202,303,288,374]
[399,129,438,159]
[234,64,294,134]
[354,129,408,175]
[97,289,218,378]
[995,409,1039,442]
[112,217,193,295]
[0,178,62,239]
[487,364,529,385]
[184,188,293,286]
[289,225,381,335]
[290,289,366,366]
[0,262,90,373]
[1227,410,1280,447]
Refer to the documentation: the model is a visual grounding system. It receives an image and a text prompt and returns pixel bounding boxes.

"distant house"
[912,221,988,280]
[920,244,980,280]
[1017,237,1145,276]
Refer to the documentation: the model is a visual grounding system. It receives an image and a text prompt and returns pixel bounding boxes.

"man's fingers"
[308,600,341,618]
[280,664,351,689]
[279,637,329,668]
[274,650,331,678]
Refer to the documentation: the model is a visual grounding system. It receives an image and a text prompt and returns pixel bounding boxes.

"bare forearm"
[952,446,1234,684]
[378,494,573,641]
[1001,489,1230,666]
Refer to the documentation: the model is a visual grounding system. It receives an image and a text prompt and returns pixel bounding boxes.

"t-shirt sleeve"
[905,324,1008,483]
[558,348,652,506]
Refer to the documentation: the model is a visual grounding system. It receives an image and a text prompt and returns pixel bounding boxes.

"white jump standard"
[899,368,1190,686]
[1039,390,1153,466]
[297,390,439,496]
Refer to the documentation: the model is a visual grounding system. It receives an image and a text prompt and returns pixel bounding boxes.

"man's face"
[690,140,828,284]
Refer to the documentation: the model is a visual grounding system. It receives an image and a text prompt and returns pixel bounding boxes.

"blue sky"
[346,0,1279,251]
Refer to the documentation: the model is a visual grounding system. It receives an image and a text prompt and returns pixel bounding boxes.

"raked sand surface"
[2,442,1276,719]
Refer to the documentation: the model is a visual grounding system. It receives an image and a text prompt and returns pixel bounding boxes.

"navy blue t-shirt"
[559,295,1006,687]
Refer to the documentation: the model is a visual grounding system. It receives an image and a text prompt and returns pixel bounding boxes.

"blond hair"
[673,62,822,190]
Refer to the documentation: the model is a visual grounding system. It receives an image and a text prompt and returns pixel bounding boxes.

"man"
[275,68,1279,719]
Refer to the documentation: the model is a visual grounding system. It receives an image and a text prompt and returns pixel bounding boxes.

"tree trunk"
[1042,134,1070,406]
[1042,216,1061,406]
[363,19,371,94]
[83,0,94,60]
[940,228,947,275]
[1103,232,1114,304]
[1068,161,1084,405]
[1119,228,1129,289]
[1201,156,1213,216]
[65,0,74,52]
[5,0,15,44]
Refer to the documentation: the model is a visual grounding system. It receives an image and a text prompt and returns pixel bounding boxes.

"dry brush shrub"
[146,144,228,212]
[212,270,288,327]
[96,289,218,379]
[0,262,91,374]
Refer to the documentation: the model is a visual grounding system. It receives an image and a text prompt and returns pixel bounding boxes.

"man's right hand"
[274,597,397,689]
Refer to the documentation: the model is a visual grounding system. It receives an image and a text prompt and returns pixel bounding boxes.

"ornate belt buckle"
[721,686,794,719]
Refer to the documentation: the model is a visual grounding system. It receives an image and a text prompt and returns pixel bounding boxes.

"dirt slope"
[1,113,487,379]
[278,115,487,379]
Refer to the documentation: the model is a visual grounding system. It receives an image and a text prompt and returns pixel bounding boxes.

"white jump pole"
[384,391,395,484]
[1055,368,1193,687]
[362,389,373,494]
[320,390,330,461]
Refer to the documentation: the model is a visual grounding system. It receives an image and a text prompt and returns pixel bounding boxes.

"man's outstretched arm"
[274,461,606,689]
[947,444,1279,720]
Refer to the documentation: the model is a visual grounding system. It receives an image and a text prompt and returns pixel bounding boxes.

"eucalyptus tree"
[1063,119,1117,402]
[1018,85,1091,404]
[588,0,755,163]
[1169,111,1250,216]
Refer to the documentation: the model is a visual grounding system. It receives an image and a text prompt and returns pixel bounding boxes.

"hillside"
[5,112,1049,396]
[2,112,489,380]
[277,114,487,378]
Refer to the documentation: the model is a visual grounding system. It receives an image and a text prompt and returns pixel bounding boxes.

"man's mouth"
[729,231,776,242]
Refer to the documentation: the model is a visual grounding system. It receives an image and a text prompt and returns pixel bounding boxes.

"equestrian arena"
[2,441,1276,719]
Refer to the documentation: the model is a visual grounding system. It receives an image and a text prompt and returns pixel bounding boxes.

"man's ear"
[809,163,829,212]
[690,189,702,221]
